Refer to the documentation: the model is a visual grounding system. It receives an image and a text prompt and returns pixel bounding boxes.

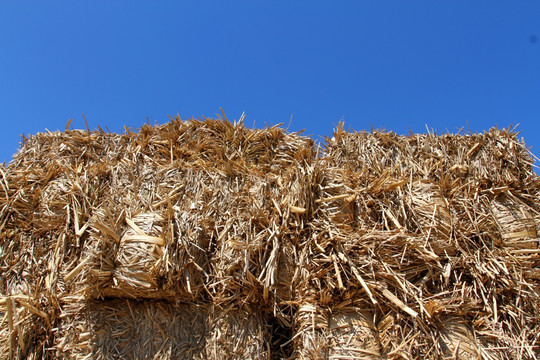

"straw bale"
[0,291,53,359]
[438,316,480,360]
[1,115,313,358]
[324,124,536,186]
[0,116,311,304]
[111,212,167,297]
[321,126,538,234]
[411,181,452,239]
[207,174,299,309]
[293,303,330,359]
[297,124,540,358]
[292,303,483,359]
[54,299,270,360]
[490,194,538,246]
[205,305,271,360]
[72,203,207,301]
[293,302,380,360]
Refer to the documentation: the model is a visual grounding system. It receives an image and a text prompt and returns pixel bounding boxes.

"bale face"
[438,316,480,360]
[293,303,380,360]
[491,194,538,246]
[54,300,270,360]
[411,181,453,240]
[113,213,166,297]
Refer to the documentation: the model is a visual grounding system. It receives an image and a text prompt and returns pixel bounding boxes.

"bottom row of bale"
[2,296,491,359]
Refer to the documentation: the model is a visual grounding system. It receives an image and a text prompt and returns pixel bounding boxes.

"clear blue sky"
[1,2,539,165]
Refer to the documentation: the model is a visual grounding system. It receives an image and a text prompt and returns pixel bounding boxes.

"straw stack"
[1,116,539,359]
[292,123,540,359]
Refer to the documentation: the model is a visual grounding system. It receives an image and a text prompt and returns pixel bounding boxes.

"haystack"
[1,115,539,359]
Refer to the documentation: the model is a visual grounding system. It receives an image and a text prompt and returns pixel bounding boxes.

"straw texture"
[1,116,539,359]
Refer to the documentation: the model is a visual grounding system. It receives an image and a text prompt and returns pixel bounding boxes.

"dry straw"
[1,115,539,359]
[54,299,269,360]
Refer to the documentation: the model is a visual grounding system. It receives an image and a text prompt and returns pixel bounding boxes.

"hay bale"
[327,309,380,359]
[0,294,51,360]
[54,299,206,359]
[411,181,452,239]
[54,299,270,359]
[113,212,166,297]
[293,302,380,360]
[302,125,540,358]
[205,305,271,360]
[438,316,480,360]
[35,118,313,306]
[293,303,330,360]
[491,194,538,247]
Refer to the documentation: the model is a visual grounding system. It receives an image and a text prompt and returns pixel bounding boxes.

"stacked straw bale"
[292,123,540,359]
[1,116,539,359]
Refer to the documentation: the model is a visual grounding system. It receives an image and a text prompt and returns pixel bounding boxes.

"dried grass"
[1,117,539,359]
[55,299,269,359]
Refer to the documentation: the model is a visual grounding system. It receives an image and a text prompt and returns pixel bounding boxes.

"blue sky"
[1,2,539,165]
